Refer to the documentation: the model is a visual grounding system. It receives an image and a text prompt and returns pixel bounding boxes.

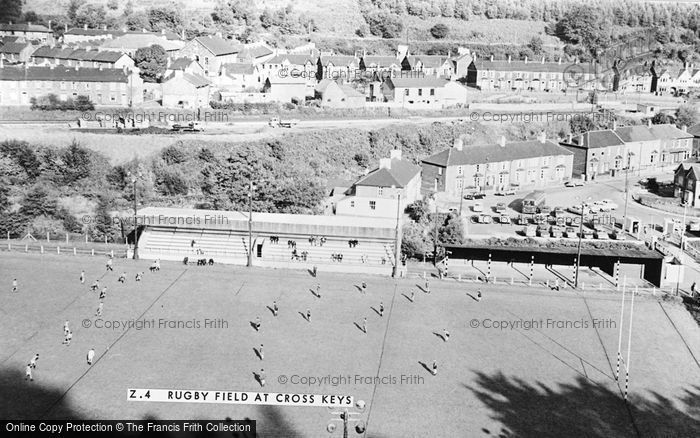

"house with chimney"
[100,32,184,56]
[421,133,573,196]
[161,70,211,109]
[558,122,692,180]
[674,162,700,207]
[467,56,601,91]
[0,23,54,45]
[177,35,241,76]
[380,76,467,108]
[216,62,265,91]
[317,55,359,81]
[30,46,134,69]
[0,41,35,63]
[315,79,365,108]
[402,55,453,78]
[334,149,421,218]
[0,64,143,106]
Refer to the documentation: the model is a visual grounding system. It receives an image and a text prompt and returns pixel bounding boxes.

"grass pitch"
[1,252,699,437]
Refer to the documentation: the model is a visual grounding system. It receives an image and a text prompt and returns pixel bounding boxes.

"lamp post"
[458,175,466,217]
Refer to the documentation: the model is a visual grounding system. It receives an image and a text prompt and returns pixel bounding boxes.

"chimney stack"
[538,132,546,144]
[507,55,511,63]
[613,120,617,130]
[524,56,528,64]
[567,133,573,143]
[647,119,652,128]
[498,136,506,147]
[682,125,688,132]
[454,137,463,151]
[379,158,391,169]
[541,56,545,64]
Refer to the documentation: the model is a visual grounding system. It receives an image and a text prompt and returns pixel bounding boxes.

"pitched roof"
[473,59,597,74]
[319,55,358,66]
[64,28,121,37]
[407,55,449,69]
[422,139,572,167]
[387,76,449,88]
[0,42,32,54]
[361,56,400,68]
[0,23,51,33]
[0,36,23,43]
[315,78,335,93]
[688,124,700,137]
[0,65,129,82]
[194,35,241,56]
[355,158,421,188]
[101,34,183,51]
[169,57,197,70]
[239,44,273,59]
[614,126,656,142]
[649,123,693,140]
[339,85,364,98]
[562,130,625,149]
[30,46,129,63]
[164,72,211,87]
[221,62,255,75]
[266,54,316,65]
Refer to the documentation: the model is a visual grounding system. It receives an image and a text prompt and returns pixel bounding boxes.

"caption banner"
[128,388,354,407]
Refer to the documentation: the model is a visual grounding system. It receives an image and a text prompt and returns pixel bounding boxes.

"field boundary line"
[364,283,397,437]
[658,302,700,370]
[40,268,189,419]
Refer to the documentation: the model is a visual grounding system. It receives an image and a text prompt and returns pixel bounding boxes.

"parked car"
[582,229,594,239]
[515,215,529,225]
[536,224,549,237]
[499,214,511,224]
[524,225,538,237]
[477,214,492,224]
[472,202,484,212]
[503,188,517,195]
[612,230,627,240]
[552,207,565,217]
[688,221,700,232]
[171,122,203,132]
[464,192,486,200]
[565,180,585,187]
[550,226,564,238]
[495,202,507,213]
[600,199,618,210]
[538,205,552,215]
[564,227,577,238]
[595,230,610,239]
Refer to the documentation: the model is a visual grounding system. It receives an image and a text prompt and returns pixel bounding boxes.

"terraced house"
[467,56,601,91]
[0,23,54,44]
[421,133,574,196]
[0,64,143,106]
[559,123,692,180]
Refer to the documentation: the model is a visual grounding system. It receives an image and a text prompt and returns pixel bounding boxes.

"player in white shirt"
[87,348,95,365]
[25,364,33,381]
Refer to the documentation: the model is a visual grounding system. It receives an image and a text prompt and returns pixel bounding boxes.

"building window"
[540,169,545,180]
[438,167,443,175]
[418,89,422,96]
[457,166,463,176]
[378,187,384,196]
[404,89,409,96]
[350,201,355,208]
[430,88,435,96]
[369,201,376,210]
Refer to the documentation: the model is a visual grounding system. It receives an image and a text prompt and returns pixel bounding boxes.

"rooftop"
[614,125,657,142]
[195,35,241,56]
[0,65,130,82]
[387,76,449,88]
[561,130,625,149]
[355,157,421,188]
[423,138,571,167]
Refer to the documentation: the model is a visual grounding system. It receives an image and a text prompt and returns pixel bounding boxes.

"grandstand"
[133,207,401,275]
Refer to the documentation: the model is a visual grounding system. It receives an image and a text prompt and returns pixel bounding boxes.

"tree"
[366,11,403,39]
[527,36,544,55]
[402,221,431,259]
[438,213,465,245]
[91,195,118,242]
[0,0,23,24]
[675,104,699,128]
[405,199,430,224]
[125,12,149,31]
[107,0,119,11]
[133,45,167,82]
[0,181,10,213]
[650,112,674,125]
[61,141,93,184]
[430,23,449,39]
[555,6,612,59]
[0,140,41,180]
[73,4,110,29]
[148,6,184,32]
[19,186,57,218]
